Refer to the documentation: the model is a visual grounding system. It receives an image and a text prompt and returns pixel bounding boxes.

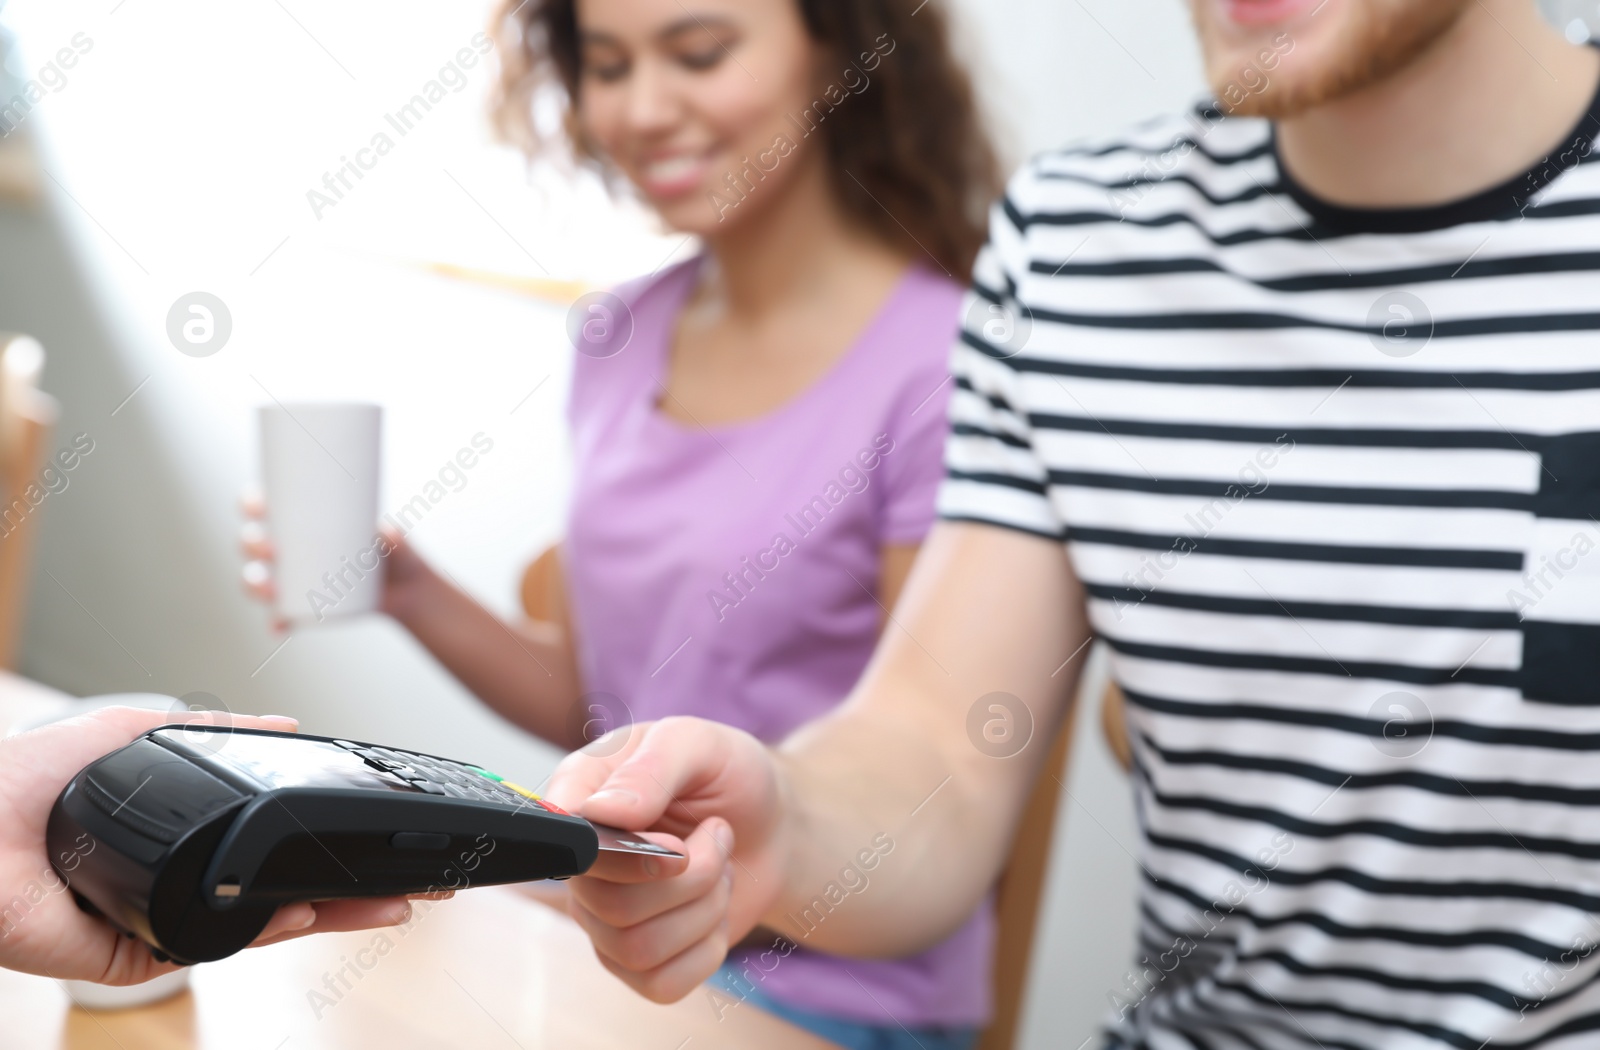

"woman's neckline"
[643,255,927,439]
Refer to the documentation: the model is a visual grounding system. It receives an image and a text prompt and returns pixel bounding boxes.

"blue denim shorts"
[708,964,979,1050]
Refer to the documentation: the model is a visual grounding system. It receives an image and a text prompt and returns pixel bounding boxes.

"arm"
[769,521,1085,954]
[545,520,1091,998]
[384,540,585,748]
[243,509,585,749]
[548,172,1066,996]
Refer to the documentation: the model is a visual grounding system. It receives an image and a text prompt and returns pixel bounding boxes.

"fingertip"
[588,787,640,809]
[657,850,692,879]
[574,787,643,829]
[708,818,735,855]
[262,902,315,939]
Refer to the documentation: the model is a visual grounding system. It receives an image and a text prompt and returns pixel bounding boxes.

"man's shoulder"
[1001,102,1274,226]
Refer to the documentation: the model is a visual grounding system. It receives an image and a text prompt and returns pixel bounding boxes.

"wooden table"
[0,676,834,1050]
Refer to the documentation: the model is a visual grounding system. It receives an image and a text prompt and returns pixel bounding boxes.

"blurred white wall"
[8,0,1477,1043]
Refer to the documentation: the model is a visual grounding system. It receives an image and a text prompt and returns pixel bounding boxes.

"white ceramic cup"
[62,968,193,1011]
[259,402,382,625]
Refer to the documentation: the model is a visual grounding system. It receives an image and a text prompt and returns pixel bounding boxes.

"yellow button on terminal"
[501,781,542,802]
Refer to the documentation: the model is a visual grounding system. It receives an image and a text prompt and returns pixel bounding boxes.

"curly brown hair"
[488,0,1002,278]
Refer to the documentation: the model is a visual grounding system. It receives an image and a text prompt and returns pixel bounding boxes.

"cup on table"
[258,402,382,626]
[62,969,192,1011]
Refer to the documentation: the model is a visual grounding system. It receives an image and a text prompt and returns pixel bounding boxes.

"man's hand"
[0,706,421,984]
[544,717,790,1003]
[545,523,1089,1005]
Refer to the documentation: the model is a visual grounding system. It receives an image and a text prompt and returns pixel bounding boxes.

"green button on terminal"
[469,767,504,782]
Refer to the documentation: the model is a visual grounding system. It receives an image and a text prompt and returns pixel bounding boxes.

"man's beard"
[1196,0,1474,118]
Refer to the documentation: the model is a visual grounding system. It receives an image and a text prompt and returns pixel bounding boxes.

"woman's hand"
[239,491,585,745]
[239,493,437,629]
[0,707,425,984]
[544,717,792,1003]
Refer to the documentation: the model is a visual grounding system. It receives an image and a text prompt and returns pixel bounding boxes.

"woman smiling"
[491,8,1002,1047]
[248,2,1000,1046]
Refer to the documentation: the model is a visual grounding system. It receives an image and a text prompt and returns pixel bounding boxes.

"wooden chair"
[519,544,567,630]
[1101,680,1134,773]
[0,129,42,206]
[977,707,1077,1050]
[519,544,1094,1050]
[982,674,1136,1049]
[0,335,56,670]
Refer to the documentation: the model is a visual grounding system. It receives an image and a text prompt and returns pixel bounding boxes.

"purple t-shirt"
[564,258,993,1027]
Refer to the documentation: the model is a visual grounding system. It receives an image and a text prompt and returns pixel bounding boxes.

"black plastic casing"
[46,726,598,965]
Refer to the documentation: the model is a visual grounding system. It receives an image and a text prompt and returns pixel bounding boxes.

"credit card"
[592,822,684,858]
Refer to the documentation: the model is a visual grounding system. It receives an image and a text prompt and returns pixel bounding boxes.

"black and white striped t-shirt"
[939,83,1600,1049]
